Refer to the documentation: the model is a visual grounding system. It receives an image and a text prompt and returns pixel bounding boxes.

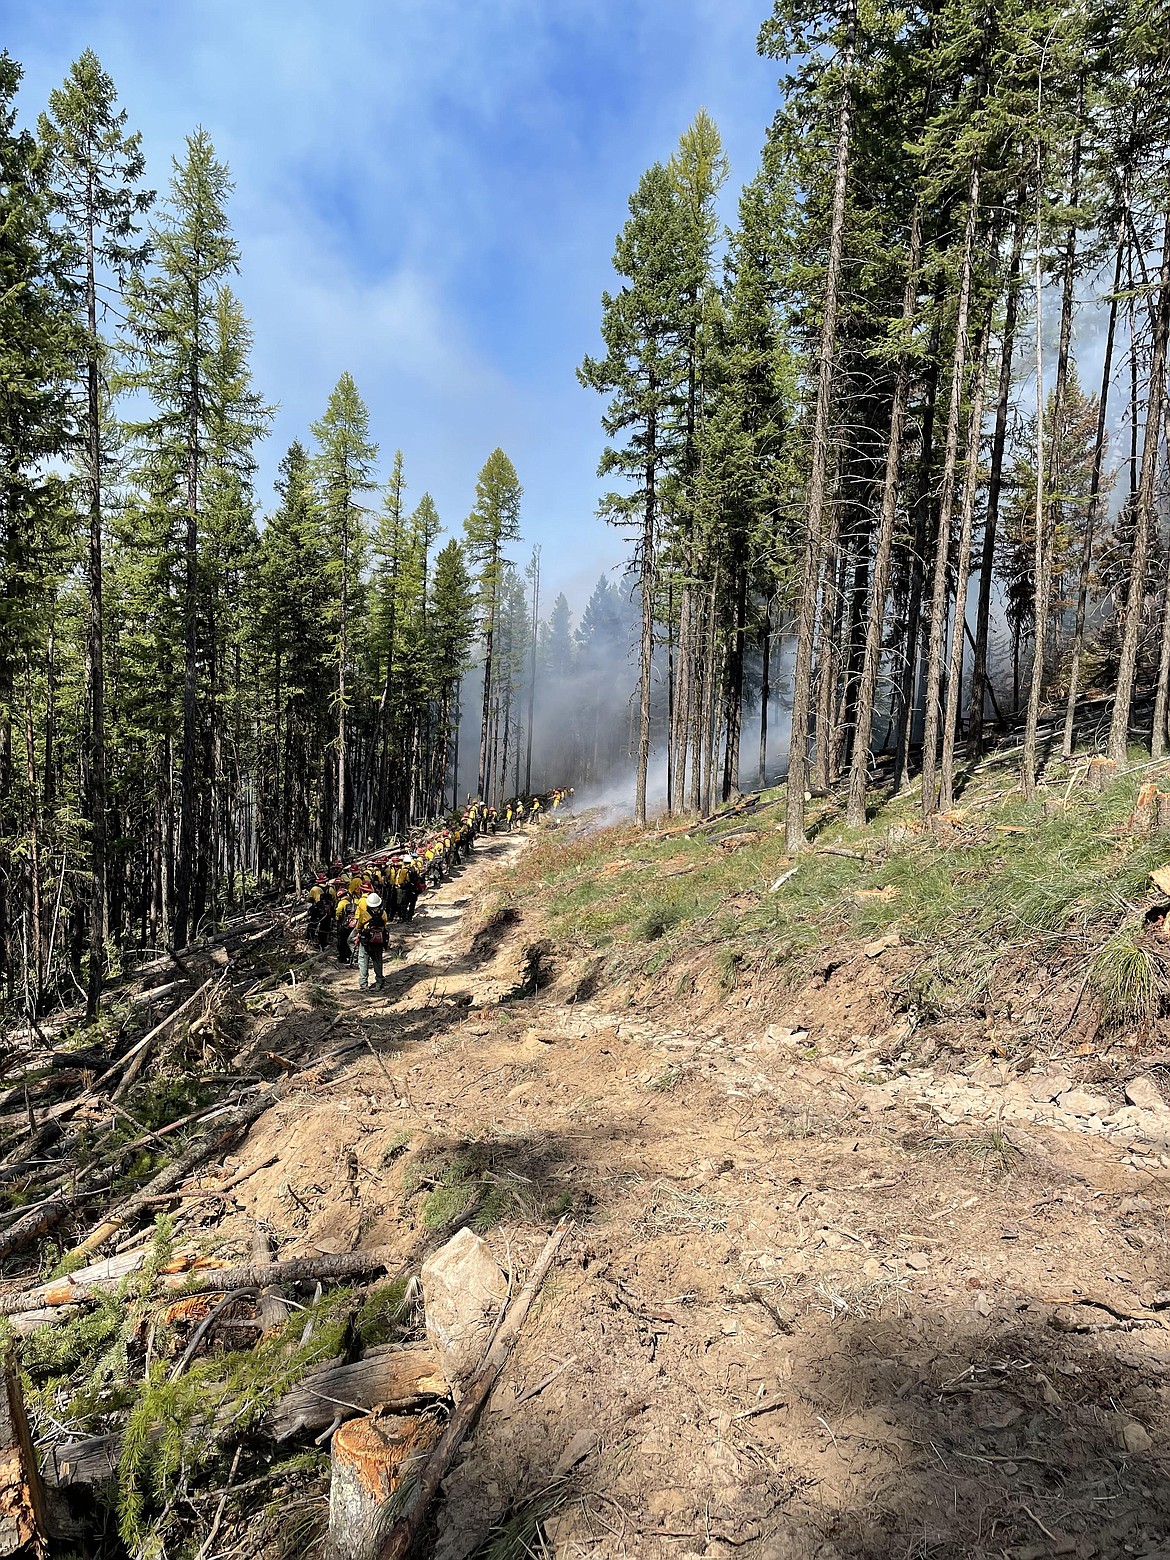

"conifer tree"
[121,128,240,946]
[579,163,689,825]
[310,372,378,860]
[256,440,331,879]
[429,538,475,811]
[0,52,78,1005]
[463,448,522,801]
[40,49,151,1013]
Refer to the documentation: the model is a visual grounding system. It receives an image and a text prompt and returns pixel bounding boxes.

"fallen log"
[110,976,215,1101]
[0,1245,396,1318]
[63,1085,282,1263]
[0,1119,64,1181]
[0,1249,229,1318]
[376,1218,574,1560]
[43,1342,446,1489]
[0,1173,117,1269]
[126,979,189,1009]
[270,1345,448,1440]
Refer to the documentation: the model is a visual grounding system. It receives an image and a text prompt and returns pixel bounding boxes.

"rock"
[1058,1088,1113,1118]
[904,1252,929,1272]
[1119,1418,1152,1455]
[1118,1195,1152,1215]
[863,931,901,959]
[1124,1075,1167,1112]
[1109,1108,1170,1148]
[421,1227,507,1392]
[1027,1073,1073,1104]
[647,1488,694,1519]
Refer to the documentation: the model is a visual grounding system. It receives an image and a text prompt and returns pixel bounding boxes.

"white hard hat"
[366,892,382,909]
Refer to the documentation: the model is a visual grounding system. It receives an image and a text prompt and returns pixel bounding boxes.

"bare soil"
[179,829,1170,1559]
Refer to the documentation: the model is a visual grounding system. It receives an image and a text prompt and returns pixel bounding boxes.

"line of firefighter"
[303,788,573,991]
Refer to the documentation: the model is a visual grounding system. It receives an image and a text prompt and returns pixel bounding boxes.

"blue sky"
[10,0,782,614]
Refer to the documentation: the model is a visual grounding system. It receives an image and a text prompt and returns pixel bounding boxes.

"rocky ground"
[147,819,1170,1560]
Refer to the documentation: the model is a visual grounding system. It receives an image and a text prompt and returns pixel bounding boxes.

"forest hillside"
[2,766,1170,1558]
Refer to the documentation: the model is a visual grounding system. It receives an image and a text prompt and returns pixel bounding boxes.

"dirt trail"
[207,828,1170,1560]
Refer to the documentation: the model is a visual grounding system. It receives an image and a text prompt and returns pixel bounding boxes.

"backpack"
[361,910,387,947]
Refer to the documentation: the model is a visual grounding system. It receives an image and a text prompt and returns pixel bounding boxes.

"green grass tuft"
[1090,921,1165,1028]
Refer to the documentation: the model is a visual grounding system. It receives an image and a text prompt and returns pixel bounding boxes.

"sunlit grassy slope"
[505,753,1170,1032]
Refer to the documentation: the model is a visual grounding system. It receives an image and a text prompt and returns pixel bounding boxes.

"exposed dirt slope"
[190,817,1170,1560]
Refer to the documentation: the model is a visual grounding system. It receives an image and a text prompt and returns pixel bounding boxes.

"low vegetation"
[517,759,1170,1044]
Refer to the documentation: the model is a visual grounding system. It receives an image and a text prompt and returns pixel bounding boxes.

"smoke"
[447,573,797,821]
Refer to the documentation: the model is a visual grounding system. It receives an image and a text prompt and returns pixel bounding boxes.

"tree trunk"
[525,549,539,794]
[846,201,923,826]
[1107,214,1170,765]
[785,0,856,852]
[812,502,843,793]
[478,553,497,799]
[175,362,201,949]
[1023,119,1082,798]
[1149,394,1170,755]
[893,309,942,792]
[635,415,657,828]
[721,562,746,802]
[969,196,1025,759]
[921,158,981,818]
[1063,222,1123,756]
[83,184,107,1020]
[939,320,992,810]
[700,563,719,818]
[758,596,772,789]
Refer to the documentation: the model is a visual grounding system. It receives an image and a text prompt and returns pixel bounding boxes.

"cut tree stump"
[252,1226,289,1337]
[1156,793,1170,833]
[1087,756,1117,792]
[328,1413,442,1560]
[1129,782,1158,833]
[0,1342,48,1556]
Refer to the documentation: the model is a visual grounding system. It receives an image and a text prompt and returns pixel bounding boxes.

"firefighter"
[395,855,422,921]
[306,876,332,950]
[334,879,358,962]
[531,795,542,824]
[353,890,389,991]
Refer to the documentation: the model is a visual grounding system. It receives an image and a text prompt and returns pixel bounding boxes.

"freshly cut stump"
[1,1343,48,1556]
[328,1413,441,1560]
[1087,755,1118,792]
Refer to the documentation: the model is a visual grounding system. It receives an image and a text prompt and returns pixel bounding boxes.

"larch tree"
[120,128,240,947]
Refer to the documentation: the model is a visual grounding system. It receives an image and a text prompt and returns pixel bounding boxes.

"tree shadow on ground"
[745,1308,1170,1558]
[427,1275,1170,1559]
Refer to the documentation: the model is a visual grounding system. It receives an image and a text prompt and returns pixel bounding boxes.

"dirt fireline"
[193,824,1170,1559]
